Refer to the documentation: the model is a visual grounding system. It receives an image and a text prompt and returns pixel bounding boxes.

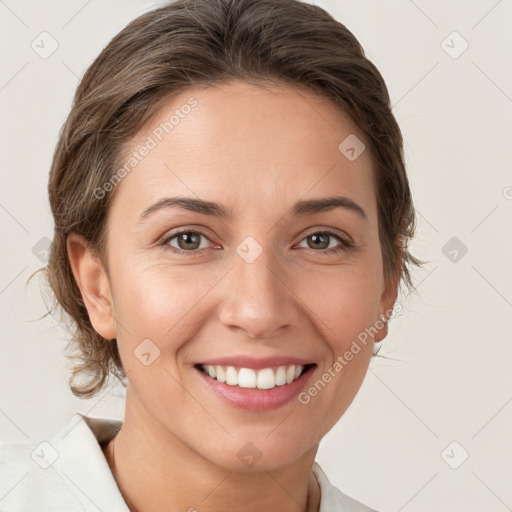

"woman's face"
[81,80,399,471]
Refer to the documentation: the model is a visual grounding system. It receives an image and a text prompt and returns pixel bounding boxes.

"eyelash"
[160,229,354,257]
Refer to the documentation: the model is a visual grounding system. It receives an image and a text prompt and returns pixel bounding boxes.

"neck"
[102,390,321,512]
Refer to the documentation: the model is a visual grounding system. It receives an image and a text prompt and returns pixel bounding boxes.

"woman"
[1,0,422,510]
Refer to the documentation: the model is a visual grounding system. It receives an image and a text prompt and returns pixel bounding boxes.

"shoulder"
[312,462,380,512]
[0,413,126,511]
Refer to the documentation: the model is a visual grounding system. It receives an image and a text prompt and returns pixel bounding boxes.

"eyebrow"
[139,195,368,221]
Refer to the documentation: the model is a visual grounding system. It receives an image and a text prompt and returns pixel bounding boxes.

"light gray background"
[1,1,511,511]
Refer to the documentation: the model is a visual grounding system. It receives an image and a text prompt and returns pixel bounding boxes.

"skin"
[67,80,401,512]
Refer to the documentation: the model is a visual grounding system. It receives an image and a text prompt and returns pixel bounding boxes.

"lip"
[194,363,317,412]
[197,355,315,370]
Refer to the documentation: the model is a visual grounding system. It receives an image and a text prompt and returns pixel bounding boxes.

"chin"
[204,434,313,474]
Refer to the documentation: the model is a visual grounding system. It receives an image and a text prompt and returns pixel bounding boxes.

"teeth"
[257,368,275,390]
[275,366,286,385]
[199,364,306,389]
[216,365,226,383]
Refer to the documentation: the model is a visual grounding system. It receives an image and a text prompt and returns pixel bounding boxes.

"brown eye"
[174,231,202,250]
[297,230,353,254]
[162,230,214,256]
[307,233,330,250]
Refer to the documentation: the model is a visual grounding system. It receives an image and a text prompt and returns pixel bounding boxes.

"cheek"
[301,262,383,348]
[112,263,218,352]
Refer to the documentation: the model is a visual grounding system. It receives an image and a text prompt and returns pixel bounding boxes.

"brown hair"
[29,0,424,399]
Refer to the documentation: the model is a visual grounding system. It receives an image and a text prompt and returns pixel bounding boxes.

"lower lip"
[195,365,316,412]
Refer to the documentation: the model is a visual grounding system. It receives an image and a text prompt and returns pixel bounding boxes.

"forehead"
[111,80,376,220]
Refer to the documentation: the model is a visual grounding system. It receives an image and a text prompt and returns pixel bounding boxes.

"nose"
[218,242,301,339]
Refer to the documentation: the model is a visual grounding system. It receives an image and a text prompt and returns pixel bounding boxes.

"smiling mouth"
[194,363,316,390]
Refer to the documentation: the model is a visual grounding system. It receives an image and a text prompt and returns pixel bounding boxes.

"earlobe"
[66,233,117,340]
[374,314,389,343]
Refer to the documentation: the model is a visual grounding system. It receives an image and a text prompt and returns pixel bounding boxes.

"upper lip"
[196,355,316,370]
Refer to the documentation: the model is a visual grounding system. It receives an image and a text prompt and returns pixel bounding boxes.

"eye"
[296,230,354,255]
[161,230,216,257]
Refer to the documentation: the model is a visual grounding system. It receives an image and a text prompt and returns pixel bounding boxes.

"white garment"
[0,413,377,511]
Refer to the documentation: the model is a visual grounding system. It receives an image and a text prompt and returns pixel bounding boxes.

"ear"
[374,245,404,343]
[67,233,117,340]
